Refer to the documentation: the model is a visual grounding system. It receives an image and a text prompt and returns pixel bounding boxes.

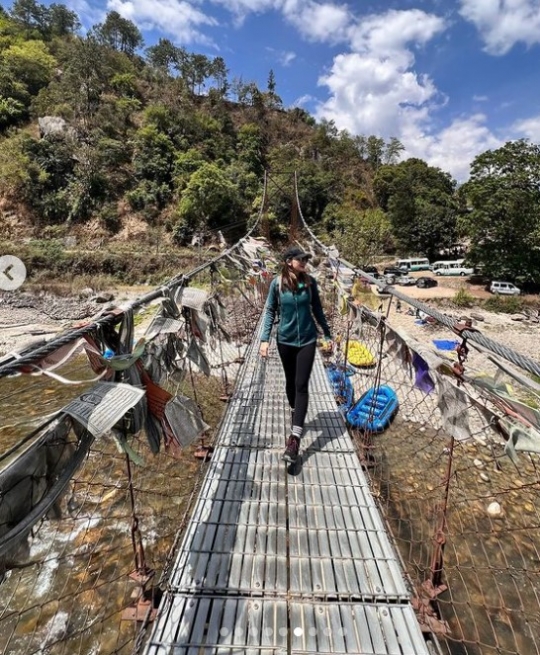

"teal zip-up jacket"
[260,276,331,346]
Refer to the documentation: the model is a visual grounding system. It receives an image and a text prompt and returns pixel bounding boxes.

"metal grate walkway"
[144,327,430,654]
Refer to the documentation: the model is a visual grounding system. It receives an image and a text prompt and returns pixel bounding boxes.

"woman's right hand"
[259,342,269,358]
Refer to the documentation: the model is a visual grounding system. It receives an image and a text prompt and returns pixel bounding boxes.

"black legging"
[277,341,316,431]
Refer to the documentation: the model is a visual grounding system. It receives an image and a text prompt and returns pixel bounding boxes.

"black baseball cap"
[283,246,312,262]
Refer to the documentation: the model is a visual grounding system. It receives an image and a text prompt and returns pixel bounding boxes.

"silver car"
[489,281,521,296]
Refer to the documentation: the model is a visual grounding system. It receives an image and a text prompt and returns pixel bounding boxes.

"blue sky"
[8,0,540,180]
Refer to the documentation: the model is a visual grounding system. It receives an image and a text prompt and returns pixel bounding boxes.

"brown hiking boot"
[282,435,300,463]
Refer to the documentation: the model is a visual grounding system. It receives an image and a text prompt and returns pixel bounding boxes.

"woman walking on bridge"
[259,247,332,463]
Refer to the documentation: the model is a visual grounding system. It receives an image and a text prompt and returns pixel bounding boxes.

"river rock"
[480,472,490,482]
[92,292,114,303]
[473,458,484,469]
[487,501,502,517]
[78,287,94,299]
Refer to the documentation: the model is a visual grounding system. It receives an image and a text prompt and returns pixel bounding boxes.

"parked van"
[434,261,474,276]
[490,281,521,296]
[396,258,430,272]
[431,260,457,271]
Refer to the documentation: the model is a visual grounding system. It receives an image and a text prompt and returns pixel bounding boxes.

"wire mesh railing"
[294,183,540,654]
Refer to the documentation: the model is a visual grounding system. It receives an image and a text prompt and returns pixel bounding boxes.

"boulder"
[38,116,74,139]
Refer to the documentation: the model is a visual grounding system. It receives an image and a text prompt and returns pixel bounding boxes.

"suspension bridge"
[0,173,539,655]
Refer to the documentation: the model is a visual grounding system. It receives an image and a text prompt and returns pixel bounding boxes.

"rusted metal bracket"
[122,568,158,623]
[452,320,479,383]
[194,443,214,461]
[411,585,450,636]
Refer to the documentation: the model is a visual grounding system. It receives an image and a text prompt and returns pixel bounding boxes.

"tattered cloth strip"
[145,315,183,342]
[212,293,228,324]
[11,338,110,385]
[61,382,145,438]
[501,418,540,464]
[468,373,513,397]
[144,289,187,383]
[175,286,209,312]
[484,351,540,395]
[338,292,349,317]
[240,236,270,260]
[117,363,147,436]
[17,338,85,374]
[385,326,412,370]
[469,374,540,429]
[437,375,472,442]
[186,337,211,376]
[190,308,208,342]
[206,299,231,342]
[84,338,146,372]
[0,416,93,562]
[163,395,210,448]
[84,334,109,374]
[386,325,455,392]
[226,252,251,274]
[412,352,435,394]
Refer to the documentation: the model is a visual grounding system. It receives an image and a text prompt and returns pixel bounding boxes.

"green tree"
[267,69,276,93]
[459,140,540,282]
[47,4,80,37]
[210,56,228,95]
[127,125,175,214]
[173,148,206,192]
[9,0,47,33]
[324,204,393,265]
[237,123,264,177]
[174,163,242,243]
[374,158,458,259]
[61,36,111,122]
[146,37,178,71]
[1,39,57,96]
[92,11,143,55]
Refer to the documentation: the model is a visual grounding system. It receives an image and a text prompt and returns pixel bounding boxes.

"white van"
[434,261,474,277]
[431,260,457,271]
[490,281,521,296]
[396,257,430,272]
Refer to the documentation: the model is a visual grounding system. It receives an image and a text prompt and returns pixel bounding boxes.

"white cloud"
[266,46,296,66]
[69,0,106,27]
[347,8,446,55]
[317,52,440,137]
[403,114,503,181]
[293,93,315,106]
[473,94,488,102]
[313,8,509,179]
[316,10,447,148]
[280,51,297,66]
[459,0,540,54]
[286,2,351,43]
[108,0,217,44]
[513,115,540,141]
[211,0,350,42]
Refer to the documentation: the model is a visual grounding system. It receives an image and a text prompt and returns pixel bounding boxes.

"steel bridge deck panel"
[144,325,428,653]
[146,596,429,655]
[168,443,408,599]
